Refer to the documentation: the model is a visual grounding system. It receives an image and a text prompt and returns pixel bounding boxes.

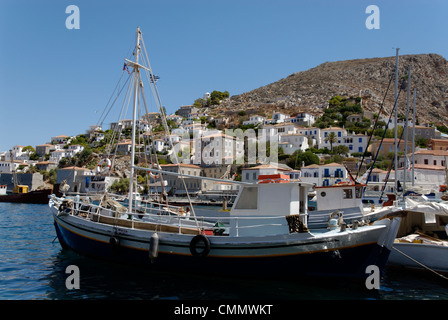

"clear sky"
[0,0,447,152]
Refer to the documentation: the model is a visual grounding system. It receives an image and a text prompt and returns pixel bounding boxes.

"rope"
[139,35,202,233]
[355,72,394,180]
[392,246,448,280]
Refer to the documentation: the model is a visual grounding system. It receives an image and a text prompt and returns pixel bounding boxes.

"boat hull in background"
[0,189,52,204]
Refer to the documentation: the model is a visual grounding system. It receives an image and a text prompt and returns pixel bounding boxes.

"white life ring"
[97,157,112,174]
[148,163,162,179]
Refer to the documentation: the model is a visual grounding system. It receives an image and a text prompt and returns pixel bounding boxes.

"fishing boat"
[0,185,52,204]
[0,152,52,204]
[387,196,448,274]
[49,27,402,279]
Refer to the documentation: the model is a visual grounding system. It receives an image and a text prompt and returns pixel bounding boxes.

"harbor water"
[0,202,447,303]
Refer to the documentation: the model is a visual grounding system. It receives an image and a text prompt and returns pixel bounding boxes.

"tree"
[29,152,39,160]
[22,145,35,153]
[332,145,349,156]
[286,151,319,169]
[328,95,343,107]
[69,134,88,146]
[324,132,337,151]
[109,178,130,194]
[210,90,229,105]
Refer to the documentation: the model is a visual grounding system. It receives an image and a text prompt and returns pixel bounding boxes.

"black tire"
[109,236,120,253]
[189,234,210,257]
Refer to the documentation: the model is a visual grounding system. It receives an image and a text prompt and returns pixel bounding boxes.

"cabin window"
[234,187,258,209]
[320,191,326,197]
[343,189,353,199]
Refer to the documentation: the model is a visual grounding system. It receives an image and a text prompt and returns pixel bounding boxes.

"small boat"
[0,151,52,204]
[49,27,403,280]
[0,185,52,204]
[387,197,448,274]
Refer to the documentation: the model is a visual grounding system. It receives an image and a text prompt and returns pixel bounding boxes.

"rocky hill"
[214,54,448,126]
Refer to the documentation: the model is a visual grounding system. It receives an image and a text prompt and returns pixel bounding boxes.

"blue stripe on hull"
[54,220,391,279]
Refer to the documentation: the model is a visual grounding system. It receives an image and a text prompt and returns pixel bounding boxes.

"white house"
[279,134,309,154]
[5,145,31,161]
[318,163,348,186]
[164,134,181,145]
[409,149,448,167]
[153,139,165,152]
[194,131,244,166]
[160,164,203,195]
[51,135,70,145]
[192,130,244,166]
[116,141,132,155]
[299,164,320,186]
[56,166,96,193]
[318,127,368,154]
[397,164,446,190]
[138,120,151,132]
[290,112,315,126]
[243,115,266,126]
[300,163,348,187]
[262,123,302,141]
[271,111,290,124]
[0,160,26,173]
[67,145,85,157]
[166,114,183,124]
[363,168,395,193]
[49,150,69,163]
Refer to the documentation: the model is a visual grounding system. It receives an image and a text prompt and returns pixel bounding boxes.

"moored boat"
[0,150,52,204]
[50,180,402,278]
[387,197,448,274]
[0,188,52,204]
[49,26,403,280]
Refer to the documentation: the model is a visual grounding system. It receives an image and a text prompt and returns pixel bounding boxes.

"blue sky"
[0,0,447,152]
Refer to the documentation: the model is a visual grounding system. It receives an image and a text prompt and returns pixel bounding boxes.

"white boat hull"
[388,242,448,273]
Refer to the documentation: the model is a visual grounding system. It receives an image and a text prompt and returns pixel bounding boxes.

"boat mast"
[9,150,18,188]
[394,48,399,195]
[403,64,411,195]
[128,27,141,215]
[412,88,416,187]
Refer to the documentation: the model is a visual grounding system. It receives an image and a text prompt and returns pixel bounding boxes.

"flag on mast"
[123,63,131,74]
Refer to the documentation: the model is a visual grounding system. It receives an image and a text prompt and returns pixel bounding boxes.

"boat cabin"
[13,185,29,194]
[0,185,6,195]
[313,183,365,212]
[229,178,314,237]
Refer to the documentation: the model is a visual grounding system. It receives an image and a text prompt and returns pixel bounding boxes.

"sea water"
[0,202,446,301]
